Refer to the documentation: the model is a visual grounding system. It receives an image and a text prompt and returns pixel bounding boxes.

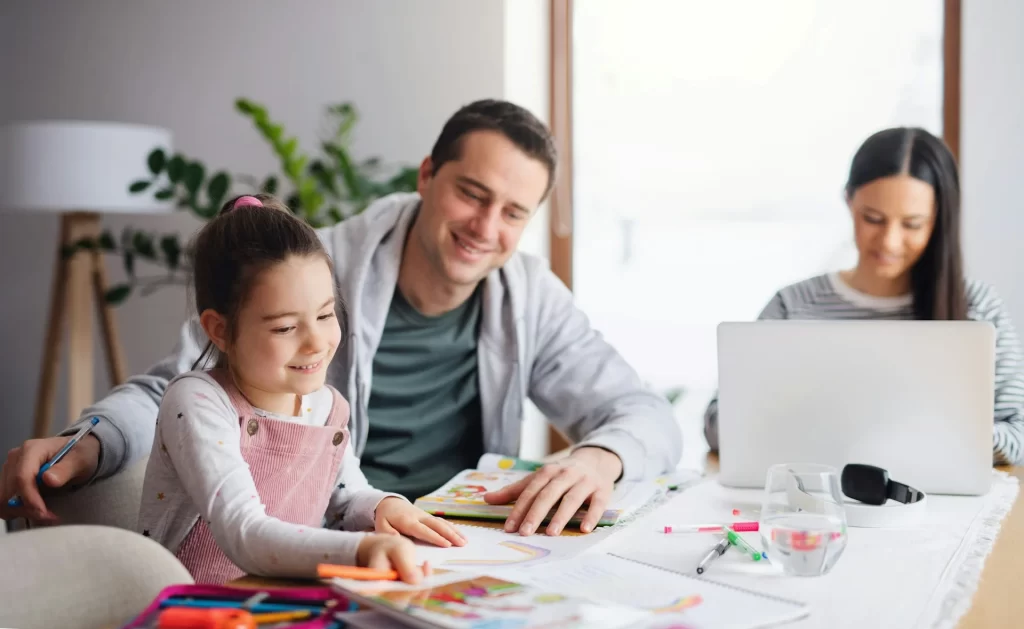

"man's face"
[413,130,550,287]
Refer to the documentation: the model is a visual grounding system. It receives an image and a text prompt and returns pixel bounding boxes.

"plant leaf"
[183,162,205,195]
[98,231,116,251]
[104,284,132,305]
[154,187,175,200]
[159,234,181,270]
[261,176,278,194]
[129,179,152,193]
[664,387,687,405]
[167,156,186,183]
[147,149,166,175]
[327,206,343,223]
[123,251,135,277]
[133,232,157,259]
[309,160,339,196]
[235,98,255,115]
[387,167,419,192]
[206,172,230,208]
[332,145,362,198]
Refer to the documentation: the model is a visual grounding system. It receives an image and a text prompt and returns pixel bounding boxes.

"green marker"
[726,529,762,561]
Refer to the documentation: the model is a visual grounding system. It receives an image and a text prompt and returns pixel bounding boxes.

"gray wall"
[0,0,508,454]
[962,1,1024,333]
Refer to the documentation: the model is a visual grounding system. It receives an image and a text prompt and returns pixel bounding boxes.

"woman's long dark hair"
[844,127,966,320]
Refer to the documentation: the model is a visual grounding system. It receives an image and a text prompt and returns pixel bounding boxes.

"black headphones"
[841,463,925,506]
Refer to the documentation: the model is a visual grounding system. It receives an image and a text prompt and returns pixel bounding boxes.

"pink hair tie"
[232,195,263,210]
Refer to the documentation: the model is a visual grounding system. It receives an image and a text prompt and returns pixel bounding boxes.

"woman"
[704,127,1024,466]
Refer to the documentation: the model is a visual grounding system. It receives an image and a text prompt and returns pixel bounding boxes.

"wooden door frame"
[547,0,573,454]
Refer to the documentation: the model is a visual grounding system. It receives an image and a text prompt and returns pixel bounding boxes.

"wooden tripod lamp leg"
[32,215,72,439]
[64,213,99,427]
[32,213,109,438]
[92,238,127,386]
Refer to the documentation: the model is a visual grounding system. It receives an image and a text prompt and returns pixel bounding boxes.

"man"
[1,99,681,537]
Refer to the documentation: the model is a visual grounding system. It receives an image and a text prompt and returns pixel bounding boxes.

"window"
[567,1,947,430]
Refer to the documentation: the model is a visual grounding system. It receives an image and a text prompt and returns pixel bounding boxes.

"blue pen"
[158,600,325,613]
[7,417,100,509]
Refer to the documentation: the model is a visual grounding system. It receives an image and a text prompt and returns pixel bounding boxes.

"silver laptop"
[716,320,995,495]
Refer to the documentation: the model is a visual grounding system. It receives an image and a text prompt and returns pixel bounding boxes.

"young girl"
[138,194,464,585]
[703,127,1024,466]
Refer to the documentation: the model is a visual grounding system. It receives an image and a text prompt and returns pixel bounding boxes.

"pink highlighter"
[660,521,759,534]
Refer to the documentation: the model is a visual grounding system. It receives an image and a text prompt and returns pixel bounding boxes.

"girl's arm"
[324,440,406,532]
[157,376,367,577]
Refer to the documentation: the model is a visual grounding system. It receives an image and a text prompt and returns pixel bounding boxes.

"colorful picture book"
[326,569,652,629]
[413,454,667,527]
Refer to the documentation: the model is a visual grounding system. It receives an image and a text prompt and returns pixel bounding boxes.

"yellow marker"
[251,610,313,624]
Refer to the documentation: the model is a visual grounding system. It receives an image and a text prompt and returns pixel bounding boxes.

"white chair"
[0,524,193,629]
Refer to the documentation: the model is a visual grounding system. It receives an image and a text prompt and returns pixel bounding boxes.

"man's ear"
[199,309,229,353]
[416,156,434,197]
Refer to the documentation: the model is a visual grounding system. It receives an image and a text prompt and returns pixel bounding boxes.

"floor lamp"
[0,121,174,438]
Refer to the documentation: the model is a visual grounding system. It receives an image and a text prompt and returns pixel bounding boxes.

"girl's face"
[848,174,936,281]
[207,254,341,412]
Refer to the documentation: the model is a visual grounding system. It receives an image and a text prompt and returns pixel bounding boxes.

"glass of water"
[759,463,848,576]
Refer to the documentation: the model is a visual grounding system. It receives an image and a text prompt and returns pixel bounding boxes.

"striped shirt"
[703,272,1024,466]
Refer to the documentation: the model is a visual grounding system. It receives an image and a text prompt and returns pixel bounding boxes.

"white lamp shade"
[0,120,175,214]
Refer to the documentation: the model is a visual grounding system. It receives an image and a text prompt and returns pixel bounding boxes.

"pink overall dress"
[175,369,351,584]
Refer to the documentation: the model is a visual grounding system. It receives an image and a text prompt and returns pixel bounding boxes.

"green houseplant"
[66,98,419,305]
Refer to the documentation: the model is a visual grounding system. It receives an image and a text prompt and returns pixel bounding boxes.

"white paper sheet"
[498,552,809,629]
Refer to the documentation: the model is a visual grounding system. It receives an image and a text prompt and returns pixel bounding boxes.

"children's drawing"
[443,540,552,567]
[651,596,703,614]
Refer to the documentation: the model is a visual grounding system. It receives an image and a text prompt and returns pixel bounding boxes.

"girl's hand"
[374,497,467,548]
[355,534,431,584]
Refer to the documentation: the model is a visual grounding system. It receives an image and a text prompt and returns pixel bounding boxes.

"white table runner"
[603,470,1018,629]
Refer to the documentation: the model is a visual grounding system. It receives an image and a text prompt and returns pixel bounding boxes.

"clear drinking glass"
[759,463,848,576]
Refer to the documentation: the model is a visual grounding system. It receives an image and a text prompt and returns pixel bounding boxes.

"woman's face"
[848,174,936,281]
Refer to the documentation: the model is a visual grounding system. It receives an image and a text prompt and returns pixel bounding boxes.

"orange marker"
[317,564,399,581]
[157,608,255,629]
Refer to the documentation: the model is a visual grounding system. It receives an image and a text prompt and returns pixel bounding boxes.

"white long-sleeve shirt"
[137,372,403,578]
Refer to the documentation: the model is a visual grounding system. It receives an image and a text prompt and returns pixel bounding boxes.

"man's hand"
[483,447,622,536]
[375,497,467,548]
[0,434,100,522]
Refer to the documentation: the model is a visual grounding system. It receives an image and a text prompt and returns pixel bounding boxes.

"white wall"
[962,1,1024,334]
[0,0,556,455]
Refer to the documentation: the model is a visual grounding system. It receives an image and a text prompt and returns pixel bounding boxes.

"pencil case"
[120,583,354,629]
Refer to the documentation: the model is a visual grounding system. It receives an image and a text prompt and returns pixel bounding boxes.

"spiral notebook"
[413,453,672,527]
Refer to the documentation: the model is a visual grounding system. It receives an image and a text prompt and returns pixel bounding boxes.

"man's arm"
[526,269,682,481]
[61,316,206,481]
[1,317,205,521]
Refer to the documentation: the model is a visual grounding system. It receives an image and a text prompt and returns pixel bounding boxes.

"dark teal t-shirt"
[359,286,485,500]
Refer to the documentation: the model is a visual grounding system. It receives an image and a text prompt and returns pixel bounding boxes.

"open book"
[326,569,652,629]
[413,453,669,527]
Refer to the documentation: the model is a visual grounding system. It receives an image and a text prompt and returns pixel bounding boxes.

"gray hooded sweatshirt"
[68,193,682,484]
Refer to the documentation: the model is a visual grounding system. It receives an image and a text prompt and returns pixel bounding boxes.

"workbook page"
[496,553,809,629]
